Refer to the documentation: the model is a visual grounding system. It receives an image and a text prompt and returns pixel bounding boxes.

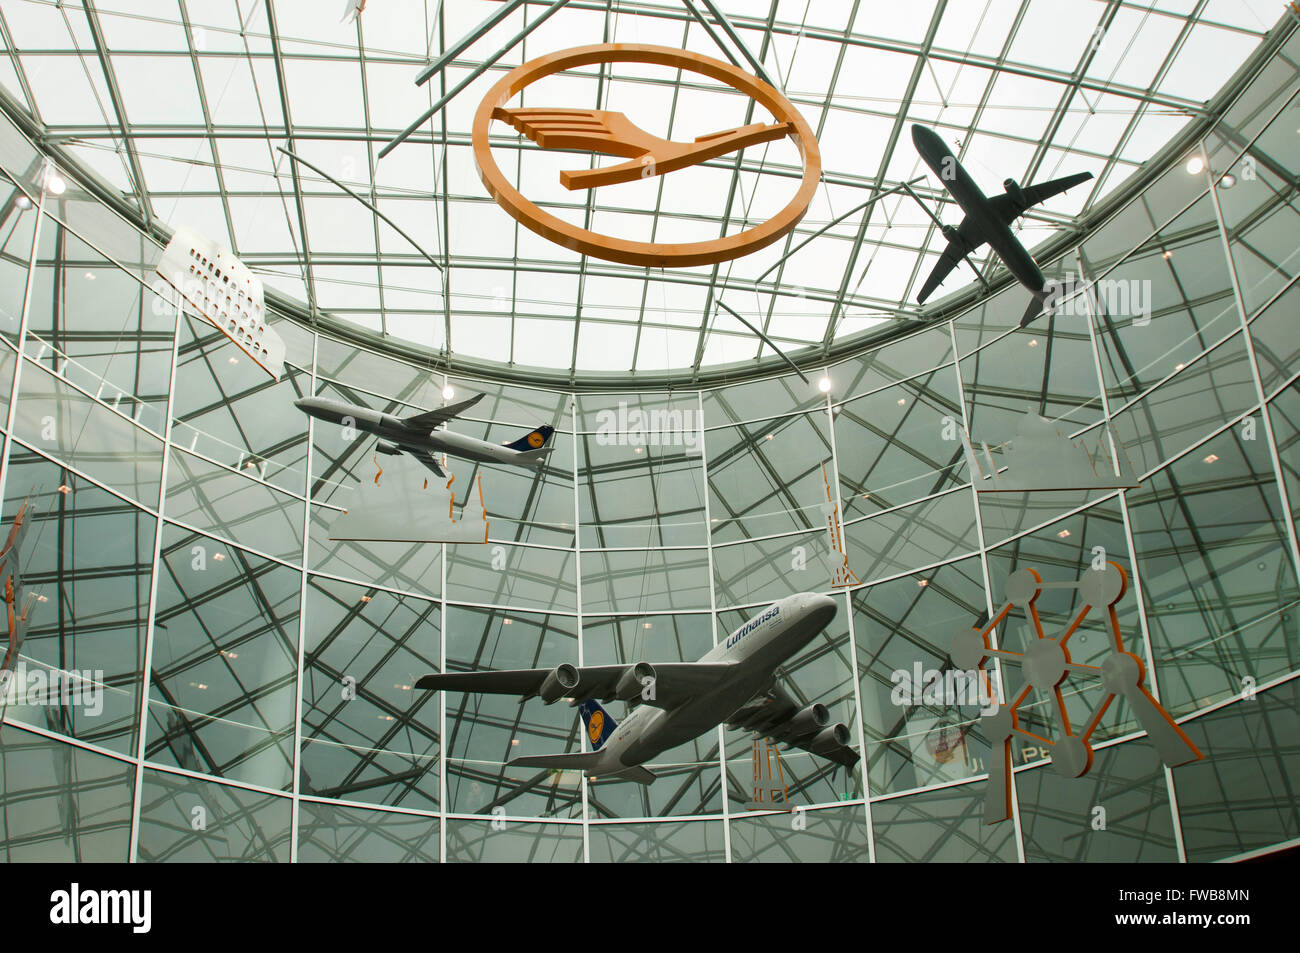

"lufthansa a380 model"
[295,391,555,478]
[415,592,859,784]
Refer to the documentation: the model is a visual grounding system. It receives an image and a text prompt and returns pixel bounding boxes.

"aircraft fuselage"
[295,396,546,469]
[589,593,838,774]
[912,124,1047,294]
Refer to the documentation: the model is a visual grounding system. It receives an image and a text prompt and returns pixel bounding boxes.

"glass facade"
[0,17,1297,865]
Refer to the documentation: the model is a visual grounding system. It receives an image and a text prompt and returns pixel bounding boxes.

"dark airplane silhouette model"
[911,124,1093,327]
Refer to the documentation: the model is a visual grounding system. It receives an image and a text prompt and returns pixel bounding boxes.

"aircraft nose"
[798,592,838,624]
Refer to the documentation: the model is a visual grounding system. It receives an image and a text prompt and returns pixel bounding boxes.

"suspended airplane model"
[911,123,1094,327]
[415,592,859,784]
[295,392,555,478]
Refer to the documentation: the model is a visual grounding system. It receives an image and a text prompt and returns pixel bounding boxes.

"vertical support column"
[0,179,47,520]
[288,331,318,862]
[1203,144,1300,595]
[822,378,875,861]
[1074,249,1187,862]
[946,320,1026,862]
[571,392,589,862]
[439,372,449,863]
[696,389,731,862]
[127,257,184,862]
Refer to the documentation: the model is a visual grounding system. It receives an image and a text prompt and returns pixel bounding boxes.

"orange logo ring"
[472,43,822,269]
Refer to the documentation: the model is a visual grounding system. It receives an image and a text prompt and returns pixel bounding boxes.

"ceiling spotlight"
[1185,156,1205,175]
[642,622,652,629]
[228,356,238,364]
[1163,250,1174,259]
[360,594,372,603]
[817,377,831,393]
[634,446,643,454]
[897,398,906,406]
[917,579,929,588]
[502,618,513,625]
[1203,453,1219,464]
[15,195,30,209]
[1175,362,1186,371]
[56,484,71,494]
[212,552,226,562]
[43,171,66,195]
[1057,529,1071,538]
[1219,172,1237,189]
[442,385,454,400]
[765,433,774,441]
[1028,339,1039,347]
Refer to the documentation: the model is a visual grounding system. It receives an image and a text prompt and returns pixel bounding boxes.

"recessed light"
[511,738,520,746]
[44,172,66,195]
[84,272,95,280]
[1175,363,1186,371]
[1163,250,1173,259]
[56,485,71,494]
[765,433,774,441]
[642,622,652,629]
[1185,156,1205,175]
[917,579,929,587]
[360,595,371,603]
[502,618,513,625]
[634,446,643,454]
[1203,453,1219,464]
[1028,339,1038,347]
[228,356,238,364]
[818,377,832,393]
[1220,173,1237,189]
[1057,529,1071,538]
[897,398,906,406]
[212,552,226,562]
[442,385,454,400]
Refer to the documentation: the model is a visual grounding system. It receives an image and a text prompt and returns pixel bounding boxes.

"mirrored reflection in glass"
[587,819,726,862]
[301,574,440,811]
[1172,678,1300,861]
[1128,426,1299,717]
[1,452,151,755]
[135,768,291,862]
[0,726,134,861]
[147,524,300,791]
[1016,742,1178,862]
[853,557,992,796]
[444,819,583,863]
[297,801,438,863]
[442,605,582,819]
[729,803,871,862]
[871,782,1018,862]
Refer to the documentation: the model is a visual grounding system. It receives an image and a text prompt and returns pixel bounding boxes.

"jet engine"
[1003,178,1025,205]
[538,663,580,704]
[613,661,656,703]
[781,702,829,741]
[374,440,403,455]
[809,723,850,755]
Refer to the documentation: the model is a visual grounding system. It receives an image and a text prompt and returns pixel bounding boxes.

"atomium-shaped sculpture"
[950,561,1202,824]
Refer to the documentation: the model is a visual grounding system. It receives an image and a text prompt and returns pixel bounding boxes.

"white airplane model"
[416,592,859,784]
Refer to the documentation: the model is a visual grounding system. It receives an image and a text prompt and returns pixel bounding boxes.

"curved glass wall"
[0,28,1298,864]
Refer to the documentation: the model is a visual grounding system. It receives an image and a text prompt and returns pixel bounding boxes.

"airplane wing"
[916,238,966,305]
[396,448,446,479]
[416,661,738,709]
[989,171,1094,223]
[727,683,859,768]
[917,218,988,305]
[401,392,485,432]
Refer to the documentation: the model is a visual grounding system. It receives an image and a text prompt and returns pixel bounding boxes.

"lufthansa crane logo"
[587,710,605,743]
[472,44,821,269]
[526,430,545,449]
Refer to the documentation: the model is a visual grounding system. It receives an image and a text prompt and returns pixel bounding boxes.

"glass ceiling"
[0,0,1284,382]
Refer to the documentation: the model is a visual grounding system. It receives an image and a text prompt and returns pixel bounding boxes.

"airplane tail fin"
[504,424,555,454]
[577,699,617,751]
[1019,285,1054,328]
